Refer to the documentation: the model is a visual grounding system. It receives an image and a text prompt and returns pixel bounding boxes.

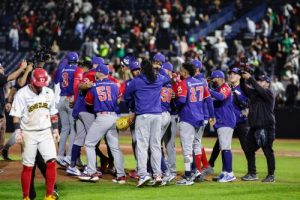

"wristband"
[52,122,58,129]
[14,123,21,130]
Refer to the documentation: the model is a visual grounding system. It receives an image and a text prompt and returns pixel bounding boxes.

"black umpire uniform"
[240,74,276,182]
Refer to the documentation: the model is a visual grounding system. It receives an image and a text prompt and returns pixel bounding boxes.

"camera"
[27,47,57,66]
[239,56,254,74]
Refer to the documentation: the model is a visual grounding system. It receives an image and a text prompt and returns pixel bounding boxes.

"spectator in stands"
[51,40,60,54]
[80,36,94,58]
[160,9,171,30]
[9,23,19,51]
[75,18,85,40]
[285,78,299,108]
[213,37,228,65]
[82,0,93,14]
[246,17,256,37]
[271,77,285,107]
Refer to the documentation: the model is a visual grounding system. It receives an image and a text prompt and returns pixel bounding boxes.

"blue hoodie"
[124,72,170,115]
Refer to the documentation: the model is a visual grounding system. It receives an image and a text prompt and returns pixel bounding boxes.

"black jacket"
[240,77,275,129]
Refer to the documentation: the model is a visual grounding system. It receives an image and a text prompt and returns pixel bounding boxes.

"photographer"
[240,72,276,183]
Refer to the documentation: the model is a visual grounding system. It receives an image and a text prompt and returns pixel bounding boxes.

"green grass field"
[1,134,300,200]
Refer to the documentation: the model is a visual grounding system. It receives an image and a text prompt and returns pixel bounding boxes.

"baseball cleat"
[97,170,103,177]
[191,170,201,181]
[79,173,99,182]
[262,175,275,183]
[112,176,126,184]
[136,175,151,187]
[1,149,12,161]
[23,196,30,200]
[52,190,59,200]
[218,174,236,183]
[44,194,58,200]
[241,173,259,181]
[63,156,71,166]
[212,172,226,182]
[202,165,214,175]
[56,157,68,168]
[153,176,162,186]
[66,166,81,176]
[128,170,139,179]
[176,177,194,186]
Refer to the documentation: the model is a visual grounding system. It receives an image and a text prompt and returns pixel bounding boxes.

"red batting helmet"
[31,68,49,87]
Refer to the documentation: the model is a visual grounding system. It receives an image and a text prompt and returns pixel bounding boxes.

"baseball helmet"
[129,60,141,71]
[153,53,166,63]
[116,115,130,131]
[31,68,49,87]
[229,67,242,75]
[191,59,202,70]
[67,52,79,63]
[211,70,225,79]
[162,62,173,72]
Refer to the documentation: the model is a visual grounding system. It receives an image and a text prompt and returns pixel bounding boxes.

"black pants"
[209,122,249,167]
[244,127,275,175]
[29,151,58,199]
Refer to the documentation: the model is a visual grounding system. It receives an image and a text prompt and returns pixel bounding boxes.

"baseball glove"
[116,115,130,131]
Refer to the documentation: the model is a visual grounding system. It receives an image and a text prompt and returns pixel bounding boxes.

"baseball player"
[66,58,93,176]
[174,63,215,186]
[124,60,170,187]
[159,62,176,185]
[119,58,141,179]
[209,70,236,183]
[78,63,126,183]
[191,59,214,181]
[161,71,181,180]
[10,68,59,200]
[57,52,78,167]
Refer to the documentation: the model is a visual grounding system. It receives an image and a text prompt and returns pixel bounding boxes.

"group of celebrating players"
[3,50,275,200]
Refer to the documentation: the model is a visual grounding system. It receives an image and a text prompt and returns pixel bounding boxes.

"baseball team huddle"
[2,50,276,200]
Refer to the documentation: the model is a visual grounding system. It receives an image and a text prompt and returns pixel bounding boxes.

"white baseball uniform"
[10,85,58,166]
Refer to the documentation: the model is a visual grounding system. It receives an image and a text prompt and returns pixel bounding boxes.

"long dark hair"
[141,59,157,83]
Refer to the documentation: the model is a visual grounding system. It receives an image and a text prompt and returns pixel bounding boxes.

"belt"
[97,111,116,115]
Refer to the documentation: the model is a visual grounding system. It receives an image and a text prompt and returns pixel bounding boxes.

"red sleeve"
[220,84,231,99]
[176,80,188,98]
[119,81,126,98]
[203,86,211,99]
[85,90,94,105]
[73,68,83,102]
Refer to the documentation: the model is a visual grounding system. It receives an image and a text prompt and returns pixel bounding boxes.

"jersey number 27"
[190,86,204,102]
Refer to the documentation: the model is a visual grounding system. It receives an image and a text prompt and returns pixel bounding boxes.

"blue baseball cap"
[191,59,202,70]
[257,75,271,83]
[211,70,225,79]
[229,67,242,75]
[162,62,173,72]
[95,63,109,75]
[129,60,141,71]
[153,53,166,63]
[92,56,104,65]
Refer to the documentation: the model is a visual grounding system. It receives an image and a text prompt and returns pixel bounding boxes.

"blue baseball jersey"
[176,77,213,128]
[209,83,236,129]
[194,74,209,120]
[124,73,170,115]
[232,84,248,124]
[54,58,68,84]
[59,64,77,96]
[161,83,173,112]
[85,78,119,113]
